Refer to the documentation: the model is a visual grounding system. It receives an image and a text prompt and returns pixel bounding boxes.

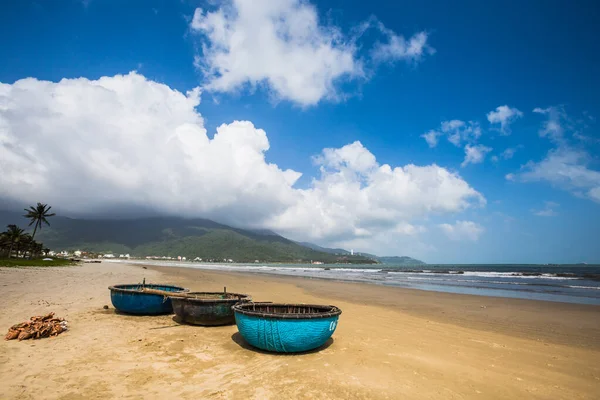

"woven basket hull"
[234,312,339,353]
[109,284,188,315]
[171,293,251,326]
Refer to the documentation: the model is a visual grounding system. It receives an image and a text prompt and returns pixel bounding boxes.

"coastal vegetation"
[0,258,74,267]
[0,203,56,264]
[0,224,49,259]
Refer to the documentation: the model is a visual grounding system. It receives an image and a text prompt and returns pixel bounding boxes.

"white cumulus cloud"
[501,147,518,159]
[513,148,600,203]
[439,220,484,241]
[421,119,482,148]
[371,29,434,64]
[589,187,600,202]
[509,107,600,203]
[491,147,519,163]
[532,106,565,142]
[462,144,492,167]
[0,73,300,225]
[269,141,485,242]
[487,105,523,135]
[190,0,432,106]
[0,73,484,250]
[532,201,559,217]
[421,130,441,148]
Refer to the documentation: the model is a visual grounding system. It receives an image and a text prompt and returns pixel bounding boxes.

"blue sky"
[1,0,599,263]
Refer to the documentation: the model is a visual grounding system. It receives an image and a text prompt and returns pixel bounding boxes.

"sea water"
[112,260,600,305]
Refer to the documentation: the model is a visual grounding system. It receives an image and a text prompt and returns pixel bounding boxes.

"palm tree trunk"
[31,222,38,242]
[8,243,13,259]
[28,222,39,259]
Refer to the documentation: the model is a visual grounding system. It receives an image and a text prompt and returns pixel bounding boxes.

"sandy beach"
[1,262,599,399]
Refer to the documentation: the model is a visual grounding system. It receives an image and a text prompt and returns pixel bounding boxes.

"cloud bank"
[0,72,484,249]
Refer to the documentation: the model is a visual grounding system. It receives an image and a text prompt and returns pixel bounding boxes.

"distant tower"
[350,249,354,256]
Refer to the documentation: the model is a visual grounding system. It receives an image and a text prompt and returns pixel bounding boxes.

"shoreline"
[1,262,599,399]
[115,260,600,306]
[147,264,600,350]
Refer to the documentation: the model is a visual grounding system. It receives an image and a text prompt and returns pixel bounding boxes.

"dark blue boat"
[108,283,189,315]
[233,303,342,353]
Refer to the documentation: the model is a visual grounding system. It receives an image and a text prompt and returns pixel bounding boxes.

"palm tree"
[4,224,25,258]
[20,234,39,258]
[31,241,44,258]
[16,233,32,258]
[0,231,10,257]
[23,202,56,243]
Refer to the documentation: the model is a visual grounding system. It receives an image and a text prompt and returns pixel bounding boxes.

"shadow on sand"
[96,309,182,330]
[230,332,334,355]
[111,309,173,317]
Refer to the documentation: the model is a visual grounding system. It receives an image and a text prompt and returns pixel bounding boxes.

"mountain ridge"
[0,210,424,264]
[0,211,376,264]
[297,241,425,265]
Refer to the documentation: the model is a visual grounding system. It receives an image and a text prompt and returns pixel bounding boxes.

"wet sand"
[1,262,599,399]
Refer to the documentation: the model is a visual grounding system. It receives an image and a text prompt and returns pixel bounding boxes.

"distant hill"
[376,256,426,265]
[0,210,375,264]
[297,241,425,265]
[297,242,350,255]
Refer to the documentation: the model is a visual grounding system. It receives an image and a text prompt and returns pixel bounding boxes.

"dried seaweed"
[5,312,68,341]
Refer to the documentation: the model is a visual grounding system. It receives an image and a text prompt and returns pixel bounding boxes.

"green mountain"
[0,211,376,264]
[297,241,350,255]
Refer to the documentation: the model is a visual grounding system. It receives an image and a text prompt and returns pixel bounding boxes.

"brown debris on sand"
[5,312,68,341]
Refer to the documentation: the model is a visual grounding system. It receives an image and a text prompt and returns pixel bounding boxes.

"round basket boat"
[171,292,252,326]
[108,284,189,315]
[232,303,342,353]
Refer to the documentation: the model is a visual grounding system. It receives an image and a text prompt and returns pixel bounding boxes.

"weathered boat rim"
[232,303,342,319]
[108,283,189,295]
[170,292,251,304]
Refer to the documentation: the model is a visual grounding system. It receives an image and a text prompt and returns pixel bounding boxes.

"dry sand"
[1,262,599,399]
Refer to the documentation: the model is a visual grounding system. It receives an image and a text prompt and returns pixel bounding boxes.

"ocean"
[113,260,600,305]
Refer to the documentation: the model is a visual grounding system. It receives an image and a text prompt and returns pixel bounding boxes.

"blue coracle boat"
[108,283,189,315]
[232,303,342,353]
